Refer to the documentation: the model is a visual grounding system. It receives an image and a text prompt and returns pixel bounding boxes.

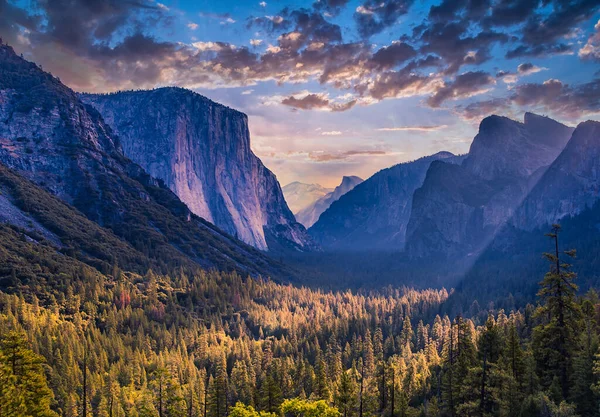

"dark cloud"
[455,98,511,120]
[281,93,356,112]
[368,68,440,100]
[355,0,415,38]
[505,43,572,59]
[416,21,509,74]
[510,78,600,117]
[368,41,417,71]
[428,71,495,107]
[428,0,491,23]
[282,93,330,110]
[481,0,539,28]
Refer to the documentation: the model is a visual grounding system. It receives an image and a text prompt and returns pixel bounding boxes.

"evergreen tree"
[532,225,580,401]
[334,369,357,417]
[573,299,599,416]
[0,331,58,417]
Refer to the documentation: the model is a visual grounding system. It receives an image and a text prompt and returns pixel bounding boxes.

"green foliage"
[228,402,276,417]
[0,331,58,417]
[281,398,340,417]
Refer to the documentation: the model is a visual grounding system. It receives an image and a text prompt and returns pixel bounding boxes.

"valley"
[1,29,600,417]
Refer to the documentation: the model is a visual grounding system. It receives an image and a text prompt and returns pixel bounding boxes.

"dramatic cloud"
[579,19,600,61]
[427,71,496,107]
[510,78,600,118]
[455,98,512,121]
[355,0,415,38]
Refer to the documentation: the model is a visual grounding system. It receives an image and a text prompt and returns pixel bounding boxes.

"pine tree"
[572,299,599,416]
[334,369,357,417]
[208,353,229,417]
[0,331,58,417]
[532,225,580,401]
[498,323,526,417]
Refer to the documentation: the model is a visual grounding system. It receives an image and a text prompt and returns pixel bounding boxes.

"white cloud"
[266,15,284,24]
[242,89,254,95]
[250,39,263,46]
[187,22,198,30]
[259,1,267,7]
[321,131,343,136]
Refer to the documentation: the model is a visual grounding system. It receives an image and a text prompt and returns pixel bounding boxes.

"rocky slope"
[309,152,462,250]
[282,182,333,214]
[405,113,573,258]
[0,43,287,276]
[80,88,314,252]
[512,120,600,229]
[296,176,363,228]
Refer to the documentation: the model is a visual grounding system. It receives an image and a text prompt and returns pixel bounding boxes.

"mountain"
[296,176,363,227]
[405,113,574,258]
[309,152,463,250]
[282,182,333,214]
[445,120,600,312]
[80,88,314,252]
[512,120,600,230]
[0,43,288,276]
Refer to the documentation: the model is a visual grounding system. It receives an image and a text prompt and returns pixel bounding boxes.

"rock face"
[80,88,314,251]
[512,120,600,229]
[296,176,363,228]
[309,152,462,250]
[405,113,573,258]
[0,43,286,275]
[282,182,333,214]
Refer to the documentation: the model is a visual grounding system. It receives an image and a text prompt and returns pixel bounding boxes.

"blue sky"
[1,0,599,186]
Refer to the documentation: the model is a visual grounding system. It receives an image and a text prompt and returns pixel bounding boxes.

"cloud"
[200,12,236,24]
[368,41,417,71]
[377,125,448,132]
[308,149,389,161]
[260,1,267,7]
[517,62,546,75]
[250,39,263,46]
[454,98,512,121]
[579,19,600,61]
[187,22,199,30]
[427,71,496,107]
[282,93,330,110]
[281,93,356,112]
[354,0,415,38]
[321,130,343,135]
[510,78,600,118]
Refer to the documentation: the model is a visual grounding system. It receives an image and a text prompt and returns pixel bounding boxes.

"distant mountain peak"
[294,175,363,228]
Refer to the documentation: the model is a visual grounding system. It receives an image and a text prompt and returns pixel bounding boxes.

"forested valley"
[1,225,599,417]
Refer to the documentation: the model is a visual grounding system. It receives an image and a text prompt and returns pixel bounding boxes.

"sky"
[1,0,600,187]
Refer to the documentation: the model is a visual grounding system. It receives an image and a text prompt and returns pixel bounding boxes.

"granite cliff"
[80,88,315,251]
[0,43,287,276]
[405,113,574,258]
